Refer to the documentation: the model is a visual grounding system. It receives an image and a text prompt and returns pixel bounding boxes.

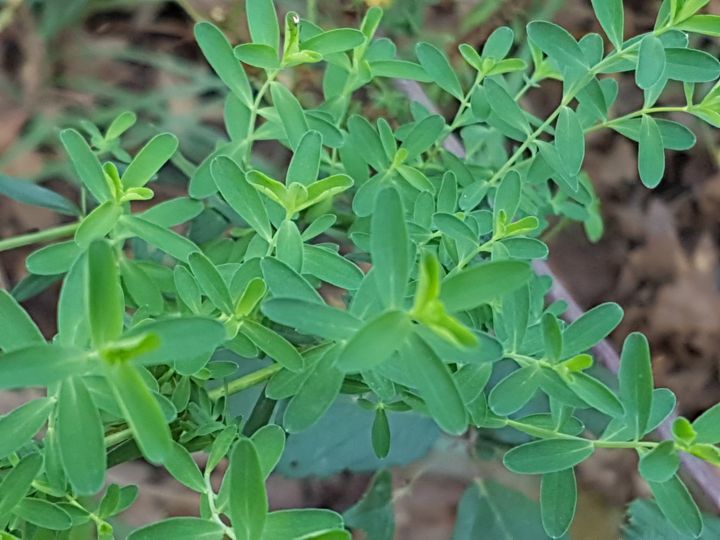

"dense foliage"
[0,0,719,537]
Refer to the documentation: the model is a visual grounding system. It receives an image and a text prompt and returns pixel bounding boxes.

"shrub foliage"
[0,0,719,537]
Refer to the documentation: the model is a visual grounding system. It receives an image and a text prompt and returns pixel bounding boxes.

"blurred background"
[0,0,718,537]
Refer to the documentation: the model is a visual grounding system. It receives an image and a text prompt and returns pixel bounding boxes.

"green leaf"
[371,408,391,458]
[433,213,476,244]
[619,332,654,439]
[125,317,226,373]
[195,22,252,104]
[140,197,203,228]
[121,133,179,189]
[503,439,594,474]
[164,442,205,492]
[0,174,79,216]
[400,335,467,435]
[0,344,88,390]
[75,201,121,247]
[261,257,323,303]
[87,240,124,347]
[555,106,585,176]
[440,261,532,313]
[494,170,521,222]
[336,311,413,372]
[228,438,268,540]
[624,499,720,540]
[303,174,354,209]
[693,402,720,444]
[302,245,364,290]
[263,509,346,540]
[647,388,677,433]
[561,302,623,358]
[485,79,530,134]
[347,115,388,173]
[343,470,394,540]
[639,441,680,483]
[251,424,286,478]
[188,251,234,314]
[13,498,72,531]
[122,215,200,261]
[275,221,303,271]
[568,372,624,417]
[648,475,704,538]
[371,187,410,309]
[58,376,106,495]
[60,129,112,203]
[0,289,44,352]
[240,320,304,372]
[25,240,83,276]
[636,36,666,90]
[246,170,288,207]
[0,454,43,520]
[105,110,137,141]
[486,58,527,76]
[540,468,577,539]
[483,26,515,59]
[665,48,720,82]
[677,15,720,37]
[205,426,237,476]
[235,277,266,317]
[0,398,54,459]
[120,259,164,315]
[270,82,309,150]
[489,366,541,415]
[107,362,173,464]
[262,298,361,340]
[234,43,280,69]
[287,130,322,185]
[301,29,365,55]
[247,0,279,51]
[527,21,588,79]
[128,518,225,540]
[369,60,431,82]
[284,347,343,432]
[401,115,445,159]
[212,156,272,241]
[416,42,463,100]
[611,117,696,151]
[590,0,624,49]
[453,481,547,539]
[638,114,666,188]
[541,313,563,362]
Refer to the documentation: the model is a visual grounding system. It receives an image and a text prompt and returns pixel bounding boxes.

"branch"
[394,78,720,511]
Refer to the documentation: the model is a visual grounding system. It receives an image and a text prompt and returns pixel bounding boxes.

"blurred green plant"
[0,0,719,538]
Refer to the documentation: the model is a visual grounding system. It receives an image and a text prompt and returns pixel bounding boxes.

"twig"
[394,79,720,511]
[0,222,79,252]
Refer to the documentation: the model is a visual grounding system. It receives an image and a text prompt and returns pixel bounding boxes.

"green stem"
[208,363,283,401]
[587,105,690,133]
[0,222,80,253]
[594,439,658,449]
[514,75,539,100]
[244,70,279,165]
[449,71,484,131]
[506,418,659,449]
[451,238,495,274]
[204,474,237,539]
[65,495,112,530]
[306,0,317,23]
[104,427,132,448]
